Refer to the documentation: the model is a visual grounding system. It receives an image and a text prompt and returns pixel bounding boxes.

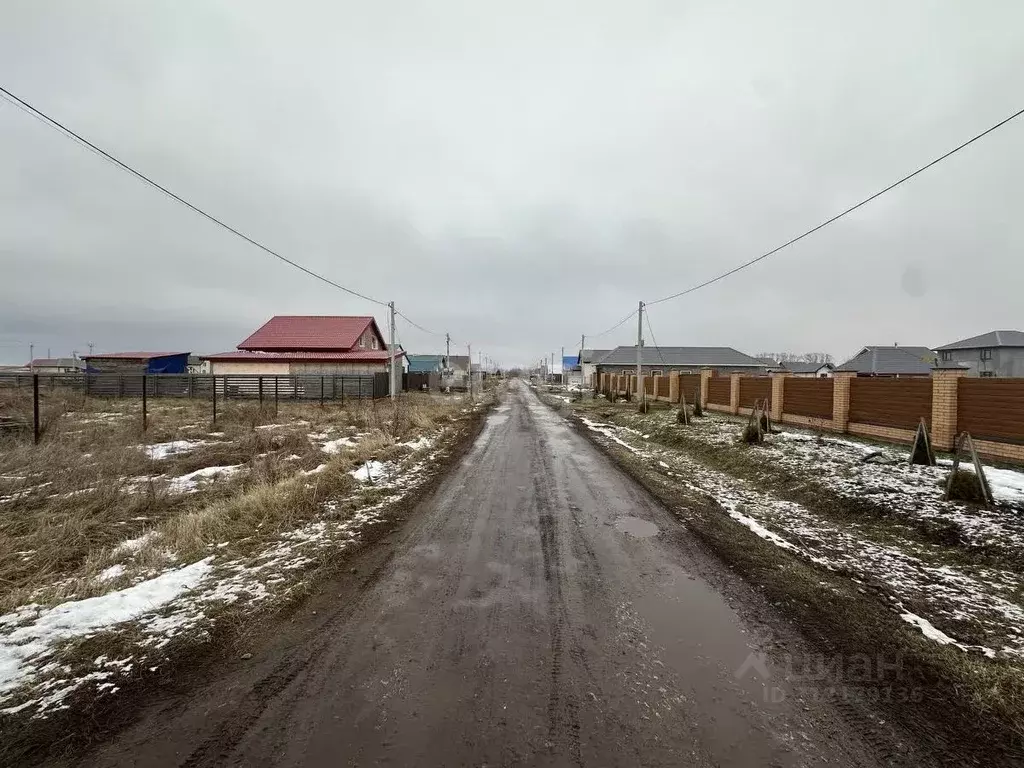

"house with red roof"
[204,316,401,375]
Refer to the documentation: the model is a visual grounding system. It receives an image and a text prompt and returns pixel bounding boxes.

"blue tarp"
[562,355,580,371]
[146,353,189,374]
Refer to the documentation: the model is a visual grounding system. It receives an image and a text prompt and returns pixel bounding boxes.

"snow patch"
[142,441,207,460]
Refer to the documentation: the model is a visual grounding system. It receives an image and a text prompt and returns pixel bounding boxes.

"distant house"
[187,355,210,374]
[28,357,85,374]
[595,346,769,376]
[445,355,470,374]
[562,355,583,387]
[784,361,835,378]
[578,349,612,385]
[82,352,190,374]
[836,346,936,377]
[204,316,399,375]
[407,354,444,374]
[935,330,1024,377]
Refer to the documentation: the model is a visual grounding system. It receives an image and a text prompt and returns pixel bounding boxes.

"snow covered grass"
[569,407,1024,664]
[0,391,477,720]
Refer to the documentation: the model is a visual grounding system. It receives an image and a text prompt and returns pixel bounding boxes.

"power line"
[647,104,1024,306]
[0,84,387,307]
[588,309,639,340]
[644,310,667,368]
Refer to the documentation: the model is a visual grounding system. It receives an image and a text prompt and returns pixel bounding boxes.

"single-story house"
[445,355,470,374]
[562,355,583,387]
[407,354,444,374]
[187,355,210,374]
[28,357,86,374]
[784,361,835,378]
[835,346,936,377]
[204,316,399,375]
[595,346,769,376]
[578,349,612,385]
[935,330,1024,378]
[82,352,190,374]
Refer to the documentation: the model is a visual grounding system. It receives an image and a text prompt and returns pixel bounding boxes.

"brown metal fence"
[657,377,670,398]
[679,374,701,405]
[707,377,731,405]
[738,377,771,408]
[849,378,932,430]
[957,378,1024,444]
[784,378,834,419]
[644,377,655,396]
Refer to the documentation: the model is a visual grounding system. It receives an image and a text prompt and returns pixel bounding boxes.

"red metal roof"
[237,316,381,351]
[82,352,189,360]
[202,350,402,363]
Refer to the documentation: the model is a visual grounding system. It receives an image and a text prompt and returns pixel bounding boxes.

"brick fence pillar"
[729,373,741,415]
[832,371,855,433]
[652,373,662,401]
[699,368,713,409]
[770,371,788,422]
[931,367,969,450]
[668,371,680,403]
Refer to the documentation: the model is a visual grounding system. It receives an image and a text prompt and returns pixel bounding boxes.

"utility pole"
[467,343,473,400]
[560,346,564,384]
[445,333,451,368]
[88,342,94,356]
[636,301,645,405]
[29,343,34,369]
[388,301,396,401]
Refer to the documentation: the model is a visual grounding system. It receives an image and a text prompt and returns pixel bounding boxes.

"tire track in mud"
[522,390,584,767]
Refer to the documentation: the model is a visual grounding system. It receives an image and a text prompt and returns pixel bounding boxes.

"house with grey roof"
[783,361,835,378]
[595,346,768,376]
[935,330,1024,377]
[577,349,613,385]
[836,346,936,377]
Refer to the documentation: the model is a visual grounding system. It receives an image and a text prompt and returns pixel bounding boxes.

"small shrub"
[691,400,703,417]
[946,469,986,503]
[637,400,650,414]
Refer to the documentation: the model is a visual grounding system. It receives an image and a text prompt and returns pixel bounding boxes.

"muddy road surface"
[82,382,907,767]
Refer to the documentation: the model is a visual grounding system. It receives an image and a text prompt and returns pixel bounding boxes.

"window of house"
[650,370,663,376]
[371,336,378,350]
[940,351,952,361]
[980,348,993,360]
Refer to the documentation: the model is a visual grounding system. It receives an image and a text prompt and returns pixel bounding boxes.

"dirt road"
[82,382,902,767]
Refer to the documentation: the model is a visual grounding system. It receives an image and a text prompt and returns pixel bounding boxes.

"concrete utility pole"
[467,343,473,400]
[88,342,94,356]
[29,343,34,369]
[445,333,451,368]
[636,300,645,405]
[388,301,396,401]
[560,346,564,383]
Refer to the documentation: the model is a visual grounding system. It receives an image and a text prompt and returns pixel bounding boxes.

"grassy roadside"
[0,390,497,767]
[538,389,1024,766]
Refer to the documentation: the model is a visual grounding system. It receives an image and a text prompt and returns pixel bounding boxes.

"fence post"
[320,376,325,408]
[258,376,263,408]
[699,368,712,409]
[668,372,680,404]
[142,374,148,432]
[729,373,741,415]
[770,371,787,422]
[274,376,279,415]
[832,372,855,433]
[930,366,968,451]
[212,375,217,426]
[33,374,40,445]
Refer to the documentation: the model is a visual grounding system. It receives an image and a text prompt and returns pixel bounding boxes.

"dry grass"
[0,388,469,614]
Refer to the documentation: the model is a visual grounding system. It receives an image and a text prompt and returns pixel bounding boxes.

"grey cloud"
[2,1,1023,368]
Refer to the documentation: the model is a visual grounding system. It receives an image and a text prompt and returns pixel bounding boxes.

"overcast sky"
[2,1,1023,368]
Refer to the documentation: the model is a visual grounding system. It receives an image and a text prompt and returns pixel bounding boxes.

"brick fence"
[596,368,1024,465]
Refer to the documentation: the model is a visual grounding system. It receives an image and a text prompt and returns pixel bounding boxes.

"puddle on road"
[614,516,659,538]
